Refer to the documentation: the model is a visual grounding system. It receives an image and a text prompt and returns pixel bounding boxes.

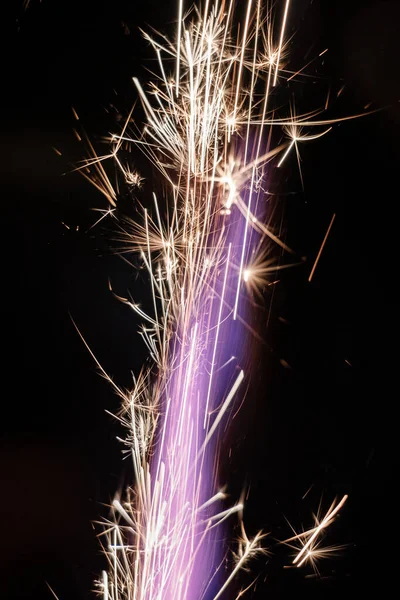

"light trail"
[308,213,336,282]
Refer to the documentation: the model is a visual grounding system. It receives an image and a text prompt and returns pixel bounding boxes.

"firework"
[74,1,349,598]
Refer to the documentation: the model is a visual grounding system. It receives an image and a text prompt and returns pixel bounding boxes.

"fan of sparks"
[75,1,348,598]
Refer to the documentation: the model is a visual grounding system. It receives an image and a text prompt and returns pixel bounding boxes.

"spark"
[283,495,348,573]
[337,84,345,97]
[308,212,336,282]
[273,0,291,86]
[87,207,117,231]
[45,583,61,600]
[277,109,332,170]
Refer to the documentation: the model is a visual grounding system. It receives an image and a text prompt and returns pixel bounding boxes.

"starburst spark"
[74,1,349,599]
[283,494,348,574]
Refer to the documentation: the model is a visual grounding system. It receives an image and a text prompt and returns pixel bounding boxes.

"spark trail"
[76,1,348,598]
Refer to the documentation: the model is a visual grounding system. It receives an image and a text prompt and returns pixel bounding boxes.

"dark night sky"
[2,0,399,598]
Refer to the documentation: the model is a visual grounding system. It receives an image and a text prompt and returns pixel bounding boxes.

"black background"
[2,0,399,598]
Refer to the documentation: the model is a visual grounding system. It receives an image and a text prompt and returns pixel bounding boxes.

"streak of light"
[308,213,336,282]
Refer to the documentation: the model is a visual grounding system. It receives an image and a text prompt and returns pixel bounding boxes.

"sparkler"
[73,1,349,598]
